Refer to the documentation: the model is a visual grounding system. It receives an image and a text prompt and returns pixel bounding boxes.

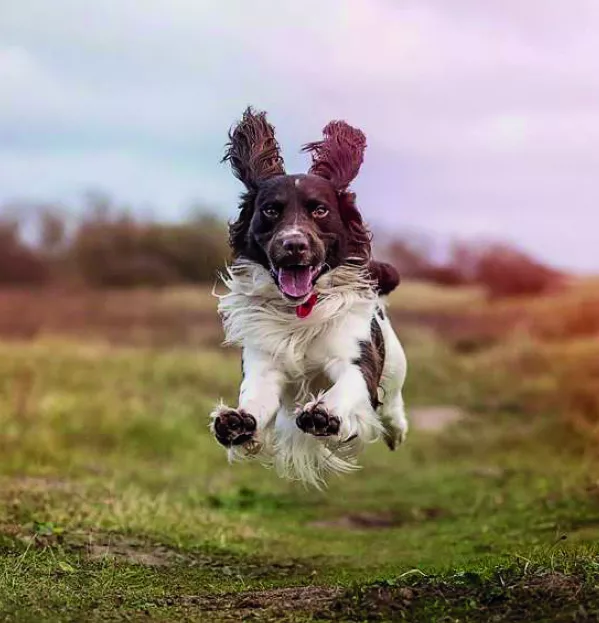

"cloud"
[0,0,598,270]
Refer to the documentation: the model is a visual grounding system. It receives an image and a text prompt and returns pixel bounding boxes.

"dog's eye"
[311,205,329,219]
[262,204,281,219]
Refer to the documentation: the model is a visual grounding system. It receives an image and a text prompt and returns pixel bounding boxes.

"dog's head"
[224,108,371,303]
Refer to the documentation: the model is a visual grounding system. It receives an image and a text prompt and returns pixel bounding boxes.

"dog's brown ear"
[302,121,366,191]
[222,107,285,189]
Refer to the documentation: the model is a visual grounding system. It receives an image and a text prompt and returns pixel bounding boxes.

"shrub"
[469,243,563,299]
[70,211,230,287]
[382,236,564,299]
[0,221,48,285]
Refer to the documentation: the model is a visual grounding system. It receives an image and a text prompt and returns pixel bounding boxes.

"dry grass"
[491,277,599,341]
[1,278,597,349]
[387,280,486,312]
[0,287,221,348]
[0,277,598,444]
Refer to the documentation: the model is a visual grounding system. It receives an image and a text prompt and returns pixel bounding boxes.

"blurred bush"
[0,218,48,285]
[0,195,567,296]
[382,236,563,298]
[0,196,230,288]
[72,210,229,287]
[457,242,563,299]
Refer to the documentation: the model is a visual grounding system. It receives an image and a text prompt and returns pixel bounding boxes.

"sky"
[1,0,598,271]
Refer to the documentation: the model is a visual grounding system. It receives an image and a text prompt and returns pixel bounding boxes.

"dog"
[210,108,407,487]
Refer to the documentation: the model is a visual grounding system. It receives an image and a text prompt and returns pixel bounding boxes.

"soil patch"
[308,511,400,530]
[410,406,466,432]
[307,507,445,531]
[154,586,341,621]
[86,541,187,567]
[142,570,598,622]
[319,571,595,622]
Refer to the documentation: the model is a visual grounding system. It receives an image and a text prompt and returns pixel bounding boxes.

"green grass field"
[1,283,599,621]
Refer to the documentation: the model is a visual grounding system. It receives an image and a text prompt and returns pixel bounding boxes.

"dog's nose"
[282,234,309,255]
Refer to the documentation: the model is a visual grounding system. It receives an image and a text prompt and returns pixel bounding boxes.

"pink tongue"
[278,267,313,298]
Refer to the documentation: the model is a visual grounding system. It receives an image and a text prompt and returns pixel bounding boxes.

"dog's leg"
[378,315,408,450]
[296,312,383,442]
[211,347,284,453]
[296,359,380,442]
[379,386,408,450]
[277,366,374,487]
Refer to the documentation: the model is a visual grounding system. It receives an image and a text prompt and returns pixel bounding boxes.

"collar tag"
[296,293,318,319]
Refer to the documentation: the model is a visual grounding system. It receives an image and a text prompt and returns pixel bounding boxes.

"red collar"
[295,293,318,318]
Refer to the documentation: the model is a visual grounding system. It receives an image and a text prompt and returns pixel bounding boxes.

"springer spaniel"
[210,108,407,487]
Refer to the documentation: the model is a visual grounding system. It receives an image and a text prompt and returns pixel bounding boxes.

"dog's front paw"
[296,401,340,437]
[211,407,257,447]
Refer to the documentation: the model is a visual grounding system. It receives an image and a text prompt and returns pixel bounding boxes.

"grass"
[0,282,599,621]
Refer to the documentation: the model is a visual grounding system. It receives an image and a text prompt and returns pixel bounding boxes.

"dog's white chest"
[217,262,378,378]
[253,299,376,380]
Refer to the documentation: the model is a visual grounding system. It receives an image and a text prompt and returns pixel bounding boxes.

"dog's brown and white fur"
[210,108,407,487]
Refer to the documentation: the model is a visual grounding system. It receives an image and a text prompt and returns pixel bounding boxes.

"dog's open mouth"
[276,265,322,300]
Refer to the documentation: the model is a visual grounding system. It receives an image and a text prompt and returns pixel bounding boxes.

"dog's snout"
[269,226,323,269]
[281,233,309,255]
